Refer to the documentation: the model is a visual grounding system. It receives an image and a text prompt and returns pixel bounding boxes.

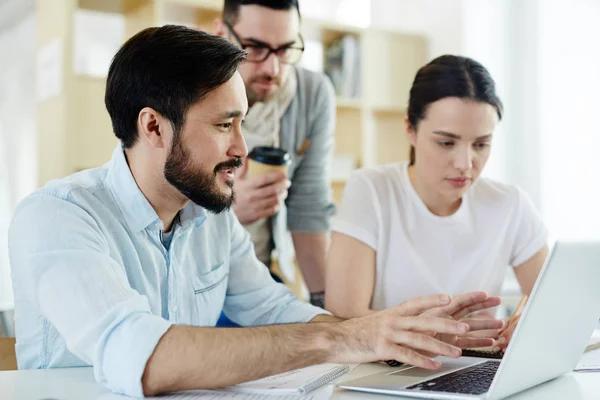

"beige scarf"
[242,70,297,150]
[243,70,297,266]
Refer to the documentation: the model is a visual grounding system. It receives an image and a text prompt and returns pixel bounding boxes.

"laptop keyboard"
[406,361,500,395]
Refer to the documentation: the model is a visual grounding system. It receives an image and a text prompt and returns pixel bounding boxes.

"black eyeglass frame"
[224,20,305,64]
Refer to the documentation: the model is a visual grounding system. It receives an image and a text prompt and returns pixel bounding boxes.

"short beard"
[164,134,242,214]
[246,75,278,105]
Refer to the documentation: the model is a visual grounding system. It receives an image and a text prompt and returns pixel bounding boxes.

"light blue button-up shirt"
[8,146,326,397]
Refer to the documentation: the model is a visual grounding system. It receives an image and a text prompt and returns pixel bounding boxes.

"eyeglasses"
[224,21,305,65]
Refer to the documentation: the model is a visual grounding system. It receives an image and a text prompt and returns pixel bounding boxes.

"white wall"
[461,0,600,240]
[460,0,511,183]
[302,0,371,27]
[370,0,464,59]
[0,4,37,310]
[538,0,600,239]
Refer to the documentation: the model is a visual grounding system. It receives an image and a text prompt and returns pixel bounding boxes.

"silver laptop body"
[338,241,600,399]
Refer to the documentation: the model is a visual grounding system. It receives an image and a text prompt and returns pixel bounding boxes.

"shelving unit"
[306,22,426,203]
[35,0,427,204]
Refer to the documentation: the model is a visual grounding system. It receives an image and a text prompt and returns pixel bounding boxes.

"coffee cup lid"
[248,146,291,166]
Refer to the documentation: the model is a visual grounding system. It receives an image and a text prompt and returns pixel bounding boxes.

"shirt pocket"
[191,262,229,326]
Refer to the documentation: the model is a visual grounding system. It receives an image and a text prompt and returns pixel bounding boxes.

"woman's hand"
[494,314,520,352]
[423,292,505,350]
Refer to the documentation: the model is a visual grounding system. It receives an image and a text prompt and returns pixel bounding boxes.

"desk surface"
[1,363,599,400]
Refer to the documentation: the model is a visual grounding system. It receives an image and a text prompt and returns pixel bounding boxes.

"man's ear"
[138,107,169,149]
[213,18,227,37]
[405,116,417,147]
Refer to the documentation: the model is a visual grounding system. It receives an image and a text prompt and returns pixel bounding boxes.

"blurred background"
[1,0,599,333]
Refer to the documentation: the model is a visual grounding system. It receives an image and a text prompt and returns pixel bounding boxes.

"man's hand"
[141,293,501,395]
[330,294,474,370]
[232,160,290,225]
[421,292,504,351]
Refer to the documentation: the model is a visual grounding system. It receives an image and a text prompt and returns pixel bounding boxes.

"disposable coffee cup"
[247,146,291,179]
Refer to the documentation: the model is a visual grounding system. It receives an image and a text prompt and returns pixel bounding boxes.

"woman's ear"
[405,116,417,147]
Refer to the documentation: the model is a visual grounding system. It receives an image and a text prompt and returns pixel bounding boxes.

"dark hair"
[223,0,301,25]
[407,55,503,165]
[105,25,247,148]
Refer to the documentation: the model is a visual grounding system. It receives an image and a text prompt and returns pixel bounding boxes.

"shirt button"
[171,305,178,313]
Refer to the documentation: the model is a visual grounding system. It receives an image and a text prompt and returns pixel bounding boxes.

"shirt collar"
[105,144,207,232]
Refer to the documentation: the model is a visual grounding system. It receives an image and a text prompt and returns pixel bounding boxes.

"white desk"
[1,364,599,400]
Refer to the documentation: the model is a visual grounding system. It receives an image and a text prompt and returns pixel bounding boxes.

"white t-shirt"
[332,162,548,311]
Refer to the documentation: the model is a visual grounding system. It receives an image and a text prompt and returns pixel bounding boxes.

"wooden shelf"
[77,0,223,12]
[373,112,410,166]
[36,0,427,188]
[330,178,348,204]
[331,177,349,184]
[320,22,364,45]
[372,104,407,114]
[336,97,363,110]
[161,2,221,29]
[161,0,223,11]
[77,0,135,14]
[334,108,363,168]
[77,0,223,26]
[72,76,118,172]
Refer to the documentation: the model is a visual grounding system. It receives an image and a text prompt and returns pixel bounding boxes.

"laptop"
[338,241,600,399]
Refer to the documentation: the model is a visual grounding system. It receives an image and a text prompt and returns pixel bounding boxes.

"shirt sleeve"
[8,194,172,397]
[222,211,329,325]
[331,170,380,250]
[510,187,549,267]
[286,73,336,233]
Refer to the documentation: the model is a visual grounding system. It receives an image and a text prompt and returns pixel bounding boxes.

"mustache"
[253,74,279,84]
[214,158,243,174]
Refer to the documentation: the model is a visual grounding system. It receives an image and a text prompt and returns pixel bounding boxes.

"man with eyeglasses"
[215,0,335,308]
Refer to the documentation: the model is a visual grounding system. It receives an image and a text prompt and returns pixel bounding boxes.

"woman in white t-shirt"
[325,55,548,352]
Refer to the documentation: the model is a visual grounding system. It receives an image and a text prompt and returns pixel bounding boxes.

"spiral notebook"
[226,363,350,395]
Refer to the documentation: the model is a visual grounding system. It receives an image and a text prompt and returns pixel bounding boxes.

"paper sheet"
[156,384,334,400]
[232,364,347,393]
[575,348,600,372]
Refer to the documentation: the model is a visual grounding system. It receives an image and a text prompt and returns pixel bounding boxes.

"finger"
[499,314,520,335]
[453,297,502,320]
[252,172,288,188]
[397,316,469,336]
[497,321,517,344]
[252,180,290,200]
[250,207,280,221]
[492,337,508,352]
[460,318,505,332]
[435,292,488,315]
[498,318,518,336]
[395,294,452,316]
[447,294,496,318]
[455,337,496,349]
[495,325,518,352]
[417,349,438,358]
[392,331,462,359]
[251,206,281,221]
[467,310,496,319]
[463,328,501,339]
[277,189,289,202]
[250,195,280,211]
[386,345,441,370]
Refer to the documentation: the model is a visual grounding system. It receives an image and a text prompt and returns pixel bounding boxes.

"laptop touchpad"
[388,360,467,378]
